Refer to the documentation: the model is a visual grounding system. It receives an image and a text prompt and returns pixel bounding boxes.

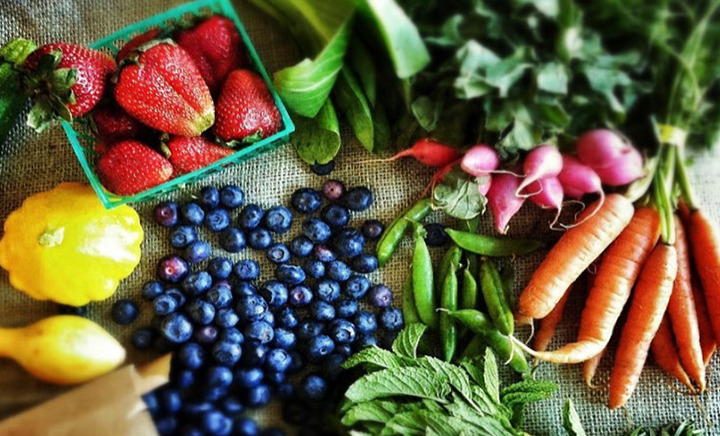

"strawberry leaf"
[27,97,57,132]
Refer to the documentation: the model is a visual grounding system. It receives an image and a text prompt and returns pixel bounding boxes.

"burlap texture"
[1,1,720,434]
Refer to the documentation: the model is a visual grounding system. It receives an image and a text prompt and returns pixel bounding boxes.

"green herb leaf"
[348,38,377,107]
[292,100,341,165]
[383,410,467,436]
[333,67,375,151]
[562,399,587,436]
[432,168,487,220]
[344,367,451,403]
[391,323,427,358]
[343,346,409,370]
[342,400,400,426]
[482,348,500,404]
[537,62,569,94]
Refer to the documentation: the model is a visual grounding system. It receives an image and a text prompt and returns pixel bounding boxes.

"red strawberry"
[93,105,143,140]
[94,140,112,156]
[116,28,162,61]
[213,69,281,142]
[24,43,116,130]
[165,136,234,175]
[114,41,214,137]
[176,16,244,92]
[97,140,172,195]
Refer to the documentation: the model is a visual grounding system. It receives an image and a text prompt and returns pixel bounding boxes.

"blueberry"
[311,160,335,175]
[219,185,245,209]
[155,416,178,436]
[218,327,244,344]
[181,202,205,225]
[320,204,350,229]
[157,255,189,283]
[275,264,306,285]
[238,204,264,229]
[311,301,336,322]
[233,281,257,298]
[212,340,242,365]
[204,208,231,232]
[330,319,357,344]
[291,188,322,214]
[303,259,326,279]
[214,308,239,328]
[173,369,195,390]
[307,334,335,361]
[343,187,374,211]
[202,386,229,402]
[154,294,178,315]
[259,280,289,307]
[424,223,450,247]
[315,279,341,302]
[321,353,346,381]
[154,201,179,227]
[272,328,297,350]
[161,313,194,343]
[219,396,244,416]
[289,236,314,258]
[244,320,275,344]
[199,186,220,210]
[181,401,214,415]
[357,333,378,349]
[354,311,378,334]
[235,367,264,389]
[267,243,291,264]
[261,429,288,436]
[332,228,365,259]
[205,366,234,388]
[302,218,332,243]
[380,307,404,331]
[111,299,138,325]
[170,225,197,248]
[261,311,275,326]
[265,348,292,373]
[182,271,213,296]
[131,327,156,350]
[186,300,216,325]
[275,382,295,400]
[236,294,268,322]
[201,410,233,435]
[264,206,293,233]
[277,307,299,329]
[234,259,259,281]
[235,418,260,436]
[369,284,393,308]
[247,227,273,250]
[207,283,233,308]
[335,299,359,318]
[301,374,327,400]
[327,260,351,282]
[321,179,345,201]
[313,244,337,262]
[219,227,246,253]
[245,384,272,408]
[266,370,286,386]
[166,288,187,307]
[336,343,352,357]
[207,257,233,279]
[361,219,384,240]
[297,321,325,342]
[184,240,212,263]
[344,275,371,299]
[352,253,379,273]
[287,351,304,374]
[194,325,219,344]
[141,280,164,301]
[178,342,206,369]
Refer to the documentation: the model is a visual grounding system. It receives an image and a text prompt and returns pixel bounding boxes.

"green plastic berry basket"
[61,0,294,209]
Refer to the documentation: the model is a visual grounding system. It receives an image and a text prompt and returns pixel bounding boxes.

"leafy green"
[432,168,488,220]
[292,100,341,165]
[626,421,705,436]
[391,323,427,358]
[344,367,452,403]
[333,67,375,151]
[562,399,587,436]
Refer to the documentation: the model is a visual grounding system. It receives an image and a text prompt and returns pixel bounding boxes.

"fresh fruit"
[97,140,173,195]
[0,38,36,142]
[116,28,162,61]
[176,16,245,91]
[24,43,116,130]
[165,136,233,175]
[213,69,281,142]
[220,185,245,208]
[111,299,139,325]
[115,41,214,136]
[93,105,143,140]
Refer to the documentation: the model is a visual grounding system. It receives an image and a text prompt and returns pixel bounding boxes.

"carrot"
[519,207,660,364]
[583,349,605,388]
[666,215,705,391]
[533,284,572,352]
[518,194,634,319]
[609,243,677,409]
[692,275,716,366]
[650,315,694,391]
[687,209,720,353]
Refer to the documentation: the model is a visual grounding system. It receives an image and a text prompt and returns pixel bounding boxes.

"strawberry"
[114,41,214,137]
[165,135,234,175]
[176,16,244,92]
[93,105,143,140]
[213,69,281,143]
[116,28,162,61]
[97,140,172,195]
[24,43,116,131]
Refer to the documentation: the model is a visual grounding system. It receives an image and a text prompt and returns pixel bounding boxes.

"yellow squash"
[0,182,143,306]
[0,315,126,384]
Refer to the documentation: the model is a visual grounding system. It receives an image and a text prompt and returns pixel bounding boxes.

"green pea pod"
[480,261,514,335]
[440,257,459,362]
[459,334,484,360]
[460,218,480,277]
[377,198,432,267]
[445,229,543,256]
[402,267,421,325]
[460,266,478,310]
[412,223,437,329]
[448,309,530,375]
[436,244,461,293]
[501,264,516,311]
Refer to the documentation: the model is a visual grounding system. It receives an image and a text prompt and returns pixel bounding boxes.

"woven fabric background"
[1,1,720,434]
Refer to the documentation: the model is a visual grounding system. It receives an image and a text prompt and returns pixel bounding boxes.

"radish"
[576,129,634,170]
[526,177,564,228]
[515,145,563,197]
[460,144,500,176]
[477,174,492,196]
[378,138,462,167]
[594,147,644,186]
[487,173,525,235]
[558,155,603,199]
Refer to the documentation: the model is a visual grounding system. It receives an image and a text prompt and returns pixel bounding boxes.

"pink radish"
[487,173,525,235]
[558,155,603,199]
[460,144,500,176]
[593,147,644,186]
[381,138,462,167]
[477,175,492,196]
[515,145,563,196]
[525,177,564,228]
[576,129,635,170]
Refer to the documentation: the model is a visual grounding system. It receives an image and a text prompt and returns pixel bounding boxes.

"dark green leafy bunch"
[626,421,705,436]
[339,323,557,436]
[399,0,647,154]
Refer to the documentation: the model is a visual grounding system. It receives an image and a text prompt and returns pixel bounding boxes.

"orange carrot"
[650,315,694,391]
[691,275,717,366]
[687,209,720,352]
[609,243,677,409]
[519,208,660,364]
[583,349,605,388]
[518,194,634,319]
[533,284,572,352]
[666,216,705,391]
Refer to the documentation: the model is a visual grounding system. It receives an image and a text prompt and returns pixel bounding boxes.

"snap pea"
[460,218,480,276]
[448,309,530,375]
[412,223,437,329]
[377,198,432,267]
[402,267,421,325]
[460,267,478,310]
[440,256,459,362]
[479,261,514,335]
[501,264,516,311]
[445,229,543,256]
[436,244,462,293]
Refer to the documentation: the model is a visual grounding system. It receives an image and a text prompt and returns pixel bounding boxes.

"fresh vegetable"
[402,268,421,325]
[445,229,542,257]
[486,173,525,235]
[0,182,143,306]
[534,285,571,353]
[435,244,461,296]
[0,38,36,142]
[583,350,604,389]
[691,275,716,367]
[376,198,431,266]
[516,145,563,197]
[459,266,478,312]
[460,144,500,177]
[378,138,461,167]
[0,315,125,384]
[97,140,173,196]
[575,129,644,187]
[558,155,603,200]
[165,135,234,175]
[411,223,437,329]
[439,256,459,361]
[624,421,706,436]
[526,177,565,228]
[479,261,514,336]
[650,316,694,391]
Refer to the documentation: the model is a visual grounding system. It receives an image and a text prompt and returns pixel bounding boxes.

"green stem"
[654,169,675,245]
[661,145,676,194]
[675,150,697,210]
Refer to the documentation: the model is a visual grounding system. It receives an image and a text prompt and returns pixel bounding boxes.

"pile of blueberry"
[123,182,402,436]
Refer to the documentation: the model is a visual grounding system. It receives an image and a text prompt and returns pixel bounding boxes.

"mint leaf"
[383,410,466,436]
[432,168,487,220]
[501,379,559,398]
[418,356,472,400]
[392,323,427,358]
[292,100,341,165]
[342,400,400,426]
[445,398,515,436]
[562,399,587,436]
[344,367,450,403]
[483,348,500,403]
[342,346,408,370]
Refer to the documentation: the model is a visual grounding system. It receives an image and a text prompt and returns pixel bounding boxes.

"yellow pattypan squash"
[0,182,143,306]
